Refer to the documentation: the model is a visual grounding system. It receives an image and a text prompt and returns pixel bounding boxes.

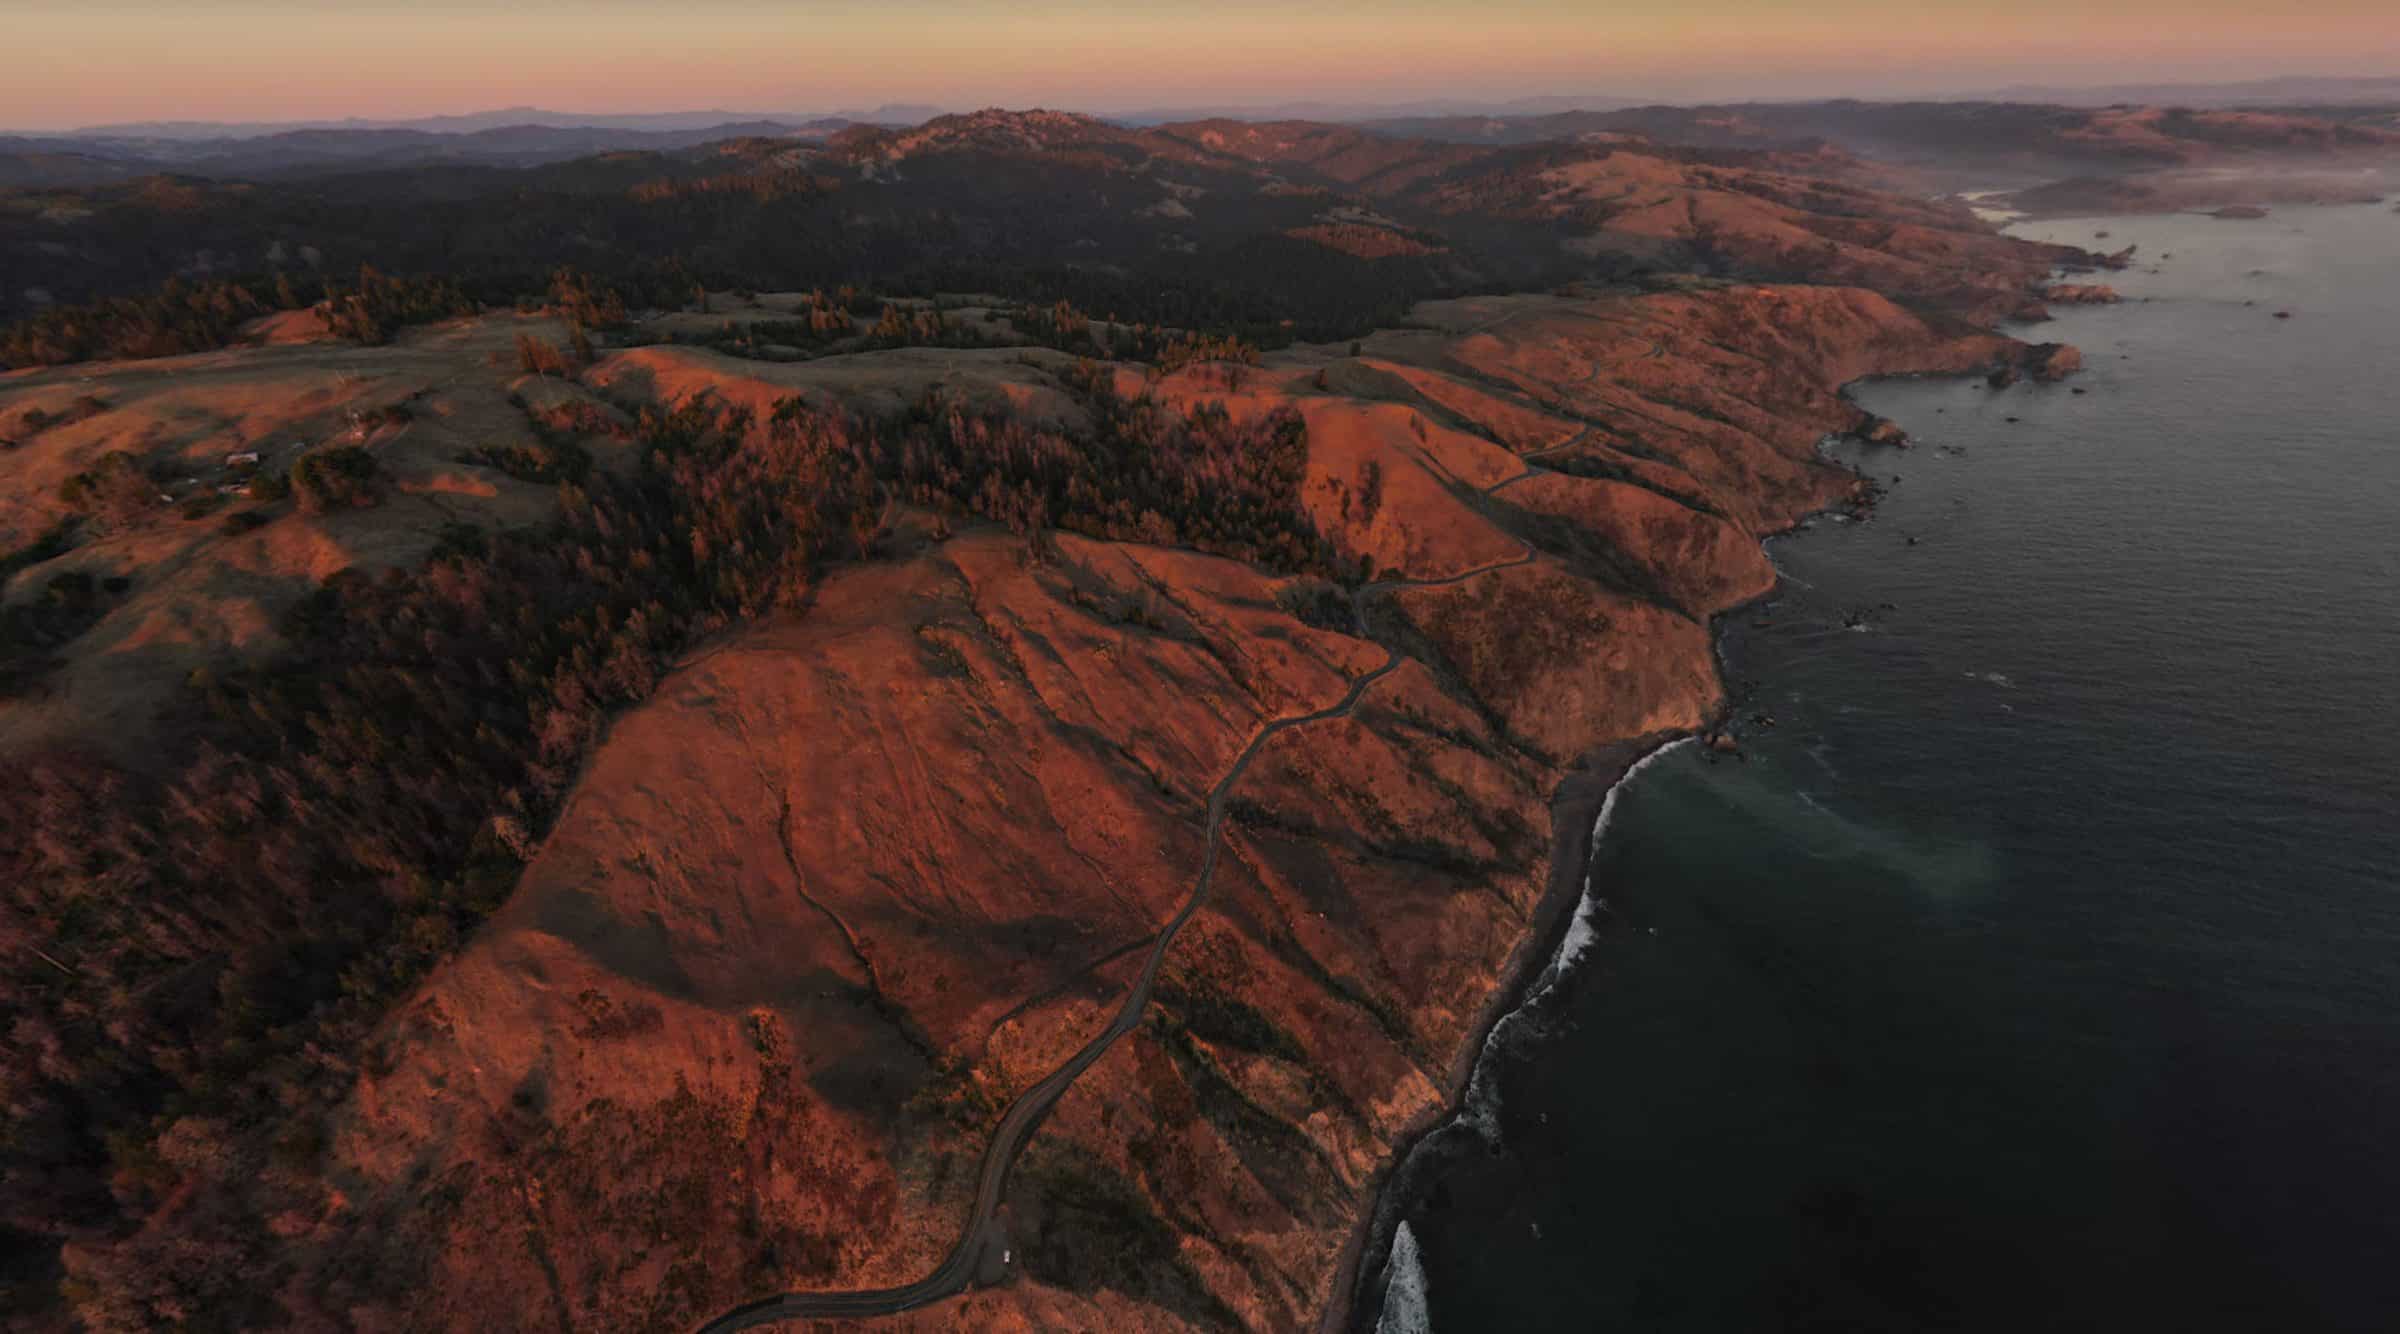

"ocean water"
[1380,202,2400,1332]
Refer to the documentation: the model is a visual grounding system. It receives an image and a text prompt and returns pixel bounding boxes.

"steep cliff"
[294,285,2060,1330]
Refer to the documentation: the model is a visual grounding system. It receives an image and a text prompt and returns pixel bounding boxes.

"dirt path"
[697,482,1544,1330]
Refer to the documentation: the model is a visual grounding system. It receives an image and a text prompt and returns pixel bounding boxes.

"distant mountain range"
[1971,75,2400,107]
[7,81,2399,192]
[51,105,948,140]
[29,99,1650,142]
[1103,94,1651,126]
[0,119,863,186]
[21,75,2400,147]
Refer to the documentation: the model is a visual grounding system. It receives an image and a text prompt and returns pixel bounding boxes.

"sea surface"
[1382,202,2400,1332]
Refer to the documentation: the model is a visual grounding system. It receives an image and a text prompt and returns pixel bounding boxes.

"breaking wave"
[1375,1221,1434,1334]
[1454,737,1694,1138]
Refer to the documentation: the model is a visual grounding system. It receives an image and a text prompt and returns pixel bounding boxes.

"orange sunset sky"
[5,0,2397,130]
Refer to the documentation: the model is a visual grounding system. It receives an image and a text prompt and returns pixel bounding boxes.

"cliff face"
[297,284,2057,1330]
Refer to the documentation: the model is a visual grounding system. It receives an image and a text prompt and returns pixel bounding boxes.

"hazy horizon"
[6,0,2398,133]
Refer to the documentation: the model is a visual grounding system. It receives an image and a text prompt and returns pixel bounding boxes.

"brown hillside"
[262,283,2059,1330]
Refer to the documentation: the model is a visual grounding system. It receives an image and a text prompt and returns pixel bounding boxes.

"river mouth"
[1367,201,2400,1332]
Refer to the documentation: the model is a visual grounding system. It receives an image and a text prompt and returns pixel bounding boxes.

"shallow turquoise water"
[1388,202,2400,1332]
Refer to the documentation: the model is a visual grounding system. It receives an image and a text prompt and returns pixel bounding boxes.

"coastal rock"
[2210,204,2271,219]
[2027,343,2083,381]
[1854,413,1911,447]
[2043,283,2122,305]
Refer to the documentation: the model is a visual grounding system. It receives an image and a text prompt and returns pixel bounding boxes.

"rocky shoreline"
[2002,168,2398,220]
[304,283,2078,1331]
[1320,346,2025,1330]
[1324,733,1673,1332]
[0,147,2103,1325]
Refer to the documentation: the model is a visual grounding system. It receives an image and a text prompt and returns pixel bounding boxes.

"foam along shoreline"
[1328,733,1691,1332]
[1374,735,1696,1327]
[1459,736,1698,1140]
[1328,338,2066,1330]
[1373,1221,1434,1334]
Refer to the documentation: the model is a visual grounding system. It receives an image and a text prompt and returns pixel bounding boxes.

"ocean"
[1375,201,2400,1332]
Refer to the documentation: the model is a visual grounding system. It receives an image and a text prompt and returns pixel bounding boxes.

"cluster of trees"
[0,267,478,368]
[1003,300,1264,374]
[319,267,477,345]
[647,289,1283,378]
[658,285,1243,368]
[0,518,74,584]
[545,267,630,331]
[0,363,1333,1321]
[0,278,272,367]
[515,332,583,377]
[1287,222,1443,260]
[689,299,981,362]
[462,430,593,486]
[858,303,967,352]
[286,446,383,514]
[629,165,829,205]
[3,393,110,443]
[868,379,1332,573]
[0,570,125,698]
[0,263,645,370]
[55,451,164,529]
[1152,332,1264,376]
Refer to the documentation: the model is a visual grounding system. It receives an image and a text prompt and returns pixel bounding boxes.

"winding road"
[698,430,1550,1332]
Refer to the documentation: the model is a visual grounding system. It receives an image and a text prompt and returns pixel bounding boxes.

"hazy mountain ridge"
[0,119,859,184]
[2,105,2105,339]
[44,105,935,139]
[1369,99,2400,165]
[1973,74,2400,107]
[33,76,2400,141]
[10,96,2397,198]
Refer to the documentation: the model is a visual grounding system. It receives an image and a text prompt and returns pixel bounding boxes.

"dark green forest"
[1,139,1624,368]
[0,364,1346,1323]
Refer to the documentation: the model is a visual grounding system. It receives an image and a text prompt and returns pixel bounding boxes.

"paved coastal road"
[698,443,1547,1332]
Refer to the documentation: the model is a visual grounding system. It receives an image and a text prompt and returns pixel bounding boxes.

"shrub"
[0,570,120,696]
[1,521,75,586]
[57,451,162,528]
[288,446,381,514]
[461,438,591,485]
[516,334,577,377]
